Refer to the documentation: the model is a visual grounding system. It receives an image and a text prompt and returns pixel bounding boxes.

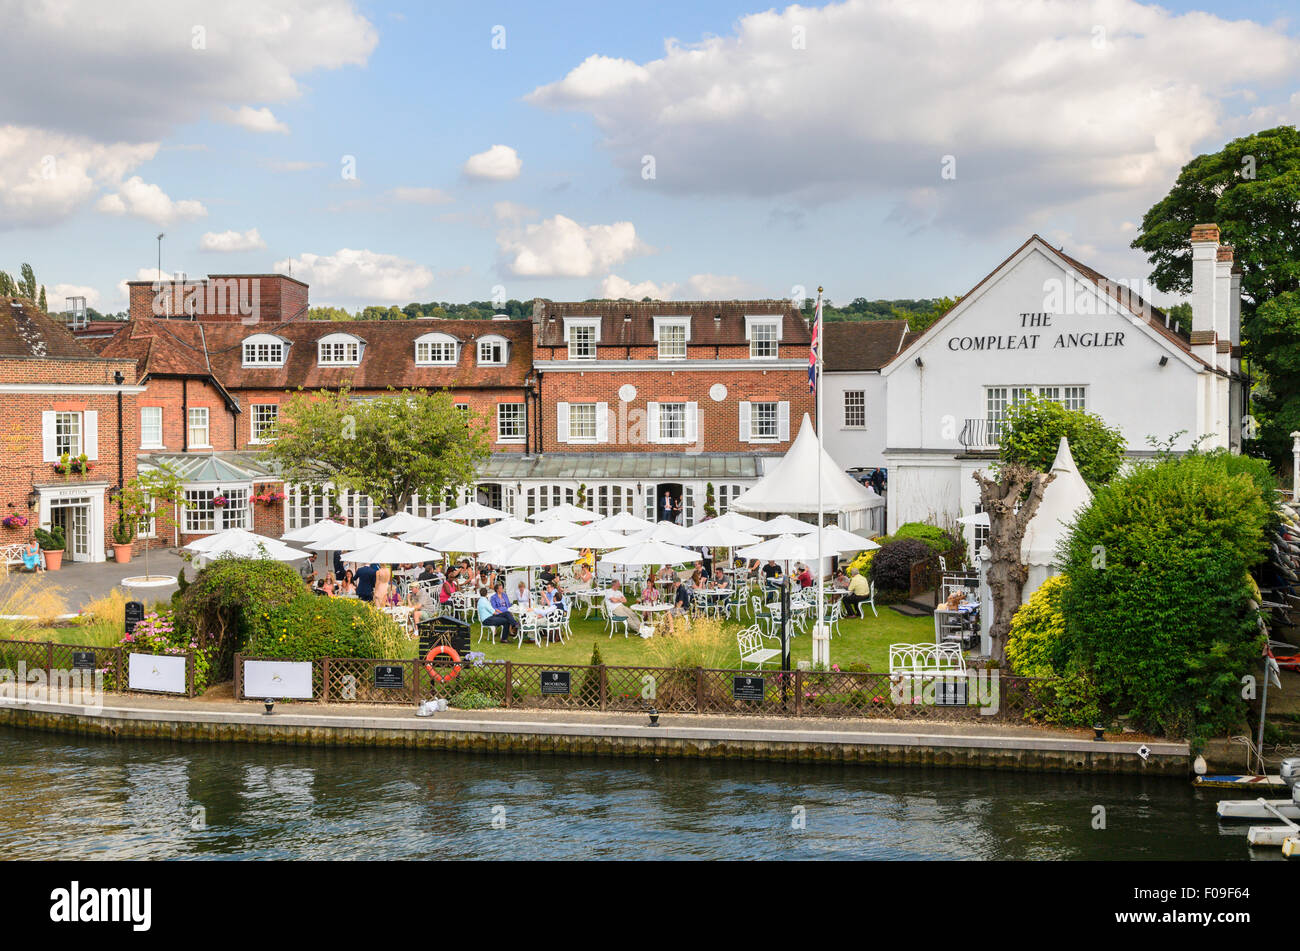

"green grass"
[403,607,932,671]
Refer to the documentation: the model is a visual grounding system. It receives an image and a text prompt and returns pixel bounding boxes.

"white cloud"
[527,0,1300,233]
[0,1,377,225]
[96,177,207,225]
[497,214,646,278]
[200,228,267,252]
[387,186,454,205]
[265,159,325,172]
[215,106,289,134]
[274,248,433,303]
[492,200,537,222]
[599,274,677,300]
[683,273,762,299]
[463,144,522,181]
[48,283,103,310]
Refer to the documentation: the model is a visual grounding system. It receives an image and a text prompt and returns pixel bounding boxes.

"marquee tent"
[1020,436,1092,603]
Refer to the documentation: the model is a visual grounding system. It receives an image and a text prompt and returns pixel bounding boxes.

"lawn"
[400,607,934,671]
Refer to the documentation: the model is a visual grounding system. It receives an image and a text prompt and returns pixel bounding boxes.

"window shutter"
[556,402,570,443]
[778,402,790,442]
[739,402,751,443]
[647,402,660,444]
[596,402,609,443]
[42,411,57,462]
[685,402,699,444]
[83,411,99,460]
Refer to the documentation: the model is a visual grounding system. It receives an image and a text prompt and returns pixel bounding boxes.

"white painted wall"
[821,370,888,471]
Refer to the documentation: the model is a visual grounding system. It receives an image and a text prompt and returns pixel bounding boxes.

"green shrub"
[999,394,1126,488]
[869,537,934,593]
[119,609,212,694]
[1058,451,1272,738]
[452,689,497,709]
[1006,575,1099,726]
[245,594,407,661]
[175,557,307,679]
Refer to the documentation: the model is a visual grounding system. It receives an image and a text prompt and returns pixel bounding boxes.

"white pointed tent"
[1019,436,1093,603]
[730,414,883,532]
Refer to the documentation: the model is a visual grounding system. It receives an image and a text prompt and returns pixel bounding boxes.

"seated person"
[603,580,645,636]
[513,580,533,615]
[21,541,44,572]
[542,581,566,616]
[639,580,661,604]
[712,567,728,587]
[338,571,357,596]
[438,572,459,606]
[655,564,676,586]
[834,569,850,589]
[665,578,693,634]
[539,565,557,586]
[762,560,783,586]
[841,567,872,618]
[417,561,439,583]
[479,584,520,640]
[573,563,594,587]
[315,572,337,596]
[797,564,815,589]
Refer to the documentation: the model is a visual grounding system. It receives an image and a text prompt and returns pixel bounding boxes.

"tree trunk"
[973,463,1054,663]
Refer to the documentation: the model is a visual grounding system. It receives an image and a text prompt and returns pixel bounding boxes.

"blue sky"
[2,0,1298,312]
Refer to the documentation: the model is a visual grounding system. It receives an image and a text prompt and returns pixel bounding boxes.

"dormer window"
[563,317,601,360]
[242,333,288,367]
[414,332,459,366]
[477,334,509,366]
[745,316,782,359]
[318,332,363,366]
[653,316,691,360]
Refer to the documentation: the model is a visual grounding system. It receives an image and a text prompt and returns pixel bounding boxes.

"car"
[847,466,887,487]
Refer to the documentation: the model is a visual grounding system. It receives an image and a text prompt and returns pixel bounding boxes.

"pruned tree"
[973,463,1055,662]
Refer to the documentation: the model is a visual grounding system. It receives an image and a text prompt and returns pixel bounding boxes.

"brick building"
[0,297,143,563]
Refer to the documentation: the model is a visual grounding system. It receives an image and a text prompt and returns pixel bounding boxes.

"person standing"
[662,492,674,522]
[355,562,380,602]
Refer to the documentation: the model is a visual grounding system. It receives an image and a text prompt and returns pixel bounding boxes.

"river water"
[0,727,1273,860]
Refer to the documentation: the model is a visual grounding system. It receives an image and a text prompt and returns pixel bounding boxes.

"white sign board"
[243,660,314,700]
[127,652,188,694]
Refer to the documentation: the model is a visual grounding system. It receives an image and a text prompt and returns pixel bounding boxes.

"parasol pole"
[814,285,828,668]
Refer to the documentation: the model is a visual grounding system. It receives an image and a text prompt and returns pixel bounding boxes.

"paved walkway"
[0,549,186,614]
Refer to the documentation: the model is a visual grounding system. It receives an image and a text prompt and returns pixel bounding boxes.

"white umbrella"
[514,519,581,538]
[755,514,817,535]
[594,511,654,534]
[737,533,829,563]
[795,525,881,554]
[304,526,385,553]
[428,524,508,554]
[531,502,597,523]
[341,538,442,564]
[400,519,480,548]
[702,510,771,534]
[281,519,349,544]
[602,539,702,567]
[956,512,990,526]
[555,524,632,550]
[480,538,580,567]
[686,521,762,548]
[436,501,511,521]
[484,517,533,536]
[367,512,435,535]
[627,520,695,545]
[185,529,307,562]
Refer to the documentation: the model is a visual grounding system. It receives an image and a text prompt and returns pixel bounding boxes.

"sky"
[1,0,1298,313]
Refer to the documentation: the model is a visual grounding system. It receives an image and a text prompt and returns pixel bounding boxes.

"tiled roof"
[823,320,909,371]
[0,297,122,362]
[198,319,532,390]
[532,299,810,348]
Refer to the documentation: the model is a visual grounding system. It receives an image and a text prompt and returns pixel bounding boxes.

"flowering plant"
[54,453,92,475]
[2,513,28,528]
[212,494,228,507]
[118,609,211,693]
[253,489,285,505]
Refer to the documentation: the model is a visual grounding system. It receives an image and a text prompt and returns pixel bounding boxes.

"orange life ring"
[424,645,462,682]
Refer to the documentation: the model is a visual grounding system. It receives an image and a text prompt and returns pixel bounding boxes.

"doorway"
[654,483,684,524]
[48,498,93,562]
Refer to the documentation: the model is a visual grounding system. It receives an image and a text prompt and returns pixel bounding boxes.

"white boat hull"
[1216,799,1300,821]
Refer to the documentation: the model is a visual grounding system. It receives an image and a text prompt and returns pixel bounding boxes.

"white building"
[872,226,1241,545]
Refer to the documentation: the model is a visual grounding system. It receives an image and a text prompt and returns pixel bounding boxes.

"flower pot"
[42,549,63,571]
[112,543,133,564]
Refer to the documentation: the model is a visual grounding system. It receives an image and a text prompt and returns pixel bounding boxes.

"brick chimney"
[1189,223,1219,360]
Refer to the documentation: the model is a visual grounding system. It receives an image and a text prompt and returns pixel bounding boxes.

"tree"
[261,387,490,516]
[0,272,13,296]
[307,306,357,321]
[18,263,37,301]
[973,463,1054,662]
[1130,126,1300,465]
[999,395,1126,489]
[38,286,47,313]
[118,462,185,579]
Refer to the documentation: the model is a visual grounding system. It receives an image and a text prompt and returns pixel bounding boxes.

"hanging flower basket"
[53,459,93,475]
[253,490,285,505]
[212,495,229,508]
[2,514,28,529]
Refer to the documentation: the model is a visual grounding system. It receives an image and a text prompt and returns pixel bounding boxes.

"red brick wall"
[128,275,308,324]
[136,377,235,451]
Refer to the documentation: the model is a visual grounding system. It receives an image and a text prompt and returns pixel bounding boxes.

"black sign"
[71,651,96,670]
[374,666,405,689]
[124,600,145,634]
[934,677,968,706]
[540,671,570,695]
[733,675,764,701]
[419,615,470,657]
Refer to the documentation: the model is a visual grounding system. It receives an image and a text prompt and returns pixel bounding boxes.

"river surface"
[0,727,1273,860]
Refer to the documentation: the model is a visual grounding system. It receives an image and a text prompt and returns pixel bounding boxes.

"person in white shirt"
[603,580,645,635]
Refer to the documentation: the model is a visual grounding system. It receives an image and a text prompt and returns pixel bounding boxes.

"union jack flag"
[808,291,822,391]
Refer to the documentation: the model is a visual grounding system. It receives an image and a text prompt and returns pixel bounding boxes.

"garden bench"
[737,625,781,669]
[888,642,966,675]
[0,543,30,574]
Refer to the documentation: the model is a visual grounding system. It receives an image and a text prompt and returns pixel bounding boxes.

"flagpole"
[814,286,827,668]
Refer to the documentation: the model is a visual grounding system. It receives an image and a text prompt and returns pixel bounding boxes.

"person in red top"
[796,564,815,589]
[438,569,459,606]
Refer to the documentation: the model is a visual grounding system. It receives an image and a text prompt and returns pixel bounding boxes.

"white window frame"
[568,403,598,442]
[188,407,211,449]
[497,402,525,443]
[54,411,82,458]
[317,333,363,366]
[414,333,459,366]
[184,489,216,534]
[654,318,690,360]
[659,402,687,442]
[241,334,287,368]
[843,390,866,429]
[750,401,780,442]
[477,335,509,366]
[744,316,783,360]
[562,318,601,360]
[250,404,278,444]
[140,406,164,449]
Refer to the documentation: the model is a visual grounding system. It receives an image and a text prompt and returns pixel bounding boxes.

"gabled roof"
[823,319,909,371]
[0,296,129,363]
[731,414,881,514]
[532,300,810,348]
[94,318,240,409]
[883,235,1202,370]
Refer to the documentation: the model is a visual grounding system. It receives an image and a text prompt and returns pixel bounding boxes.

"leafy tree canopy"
[999,395,1127,489]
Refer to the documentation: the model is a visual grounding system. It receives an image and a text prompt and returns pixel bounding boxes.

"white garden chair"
[737,625,782,670]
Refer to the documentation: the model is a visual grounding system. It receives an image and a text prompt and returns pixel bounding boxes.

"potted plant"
[54,452,92,477]
[110,513,135,564]
[34,525,66,571]
[2,512,28,529]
